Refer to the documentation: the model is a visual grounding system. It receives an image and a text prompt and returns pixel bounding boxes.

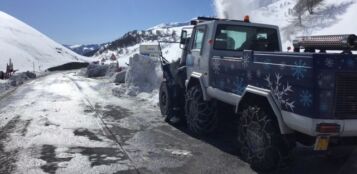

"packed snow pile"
[125,54,162,91]
[86,63,120,78]
[0,11,90,72]
[113,54,162,97]
[214,0,357,49]
[0,71,36,95]
[0,80,11,95]
[8,71,36,86]
[112,70,127,84]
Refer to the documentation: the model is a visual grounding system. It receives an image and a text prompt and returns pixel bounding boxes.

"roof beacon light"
[244,15,250,23]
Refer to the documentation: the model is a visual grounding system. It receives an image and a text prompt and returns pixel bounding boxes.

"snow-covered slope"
[64,44,104,57]
[94,24,189,67]
[215,0,357,49]
[0,11,88,72]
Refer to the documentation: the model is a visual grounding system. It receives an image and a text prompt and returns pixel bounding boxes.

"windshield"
[214,24,280,51]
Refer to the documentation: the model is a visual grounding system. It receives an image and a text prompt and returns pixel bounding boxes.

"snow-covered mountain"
[0,11,88,72]
[94,23,187,67]
[148,22,189,30]
[215,0,357,49]
[64,44,105,57]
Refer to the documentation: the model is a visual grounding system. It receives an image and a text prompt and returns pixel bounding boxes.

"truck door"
[187,25,207,75]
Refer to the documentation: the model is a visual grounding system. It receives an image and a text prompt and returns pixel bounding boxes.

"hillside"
[64,44,106,57]
[0,11,88,72]
[93,23,189,67]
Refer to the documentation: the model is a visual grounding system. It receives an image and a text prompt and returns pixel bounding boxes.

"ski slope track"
[0,11,90,72]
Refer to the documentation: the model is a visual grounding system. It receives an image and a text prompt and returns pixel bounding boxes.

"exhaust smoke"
[214,0,262,19]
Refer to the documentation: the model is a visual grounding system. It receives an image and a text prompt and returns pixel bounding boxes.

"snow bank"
[125,54,162,92]
[9,71,36,86]
[112,70,127,84]
[86,63,119,78]
[112,54,162,97]
[0,80,11,94]
[87,64,110,78]
[0,71,36,95]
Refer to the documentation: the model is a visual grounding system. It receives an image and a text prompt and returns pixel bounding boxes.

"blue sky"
[0,0,215,45]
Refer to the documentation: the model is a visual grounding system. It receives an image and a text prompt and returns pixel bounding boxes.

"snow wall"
[125,54,162,92]
[112,54,162,97]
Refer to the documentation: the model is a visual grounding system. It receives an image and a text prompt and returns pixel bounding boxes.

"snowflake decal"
[212,59,221,74]
[265,73,295,111]
[291,60,307,80]
[325,58,334,68]
[299,90,312,107]
[234,78,246,95]
[242,53,250,69]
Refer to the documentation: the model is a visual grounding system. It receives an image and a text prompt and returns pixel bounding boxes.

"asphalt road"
[0,71,356,174]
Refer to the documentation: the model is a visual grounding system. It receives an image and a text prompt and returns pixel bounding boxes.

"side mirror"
[180,30,188,45]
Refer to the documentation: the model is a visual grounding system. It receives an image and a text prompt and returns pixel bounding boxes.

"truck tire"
[185,85,218,135]
[159,81,174,122]
[237,104,292,172]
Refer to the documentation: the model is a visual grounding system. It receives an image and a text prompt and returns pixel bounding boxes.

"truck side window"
[214,25,280,51]
[192,28,205,50]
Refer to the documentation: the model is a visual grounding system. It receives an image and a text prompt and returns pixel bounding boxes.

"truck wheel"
[159,81,174,122]
[185,86,217,135]
[237,105,292,172]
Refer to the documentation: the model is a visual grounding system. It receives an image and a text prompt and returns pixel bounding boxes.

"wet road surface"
[0,72,356,174]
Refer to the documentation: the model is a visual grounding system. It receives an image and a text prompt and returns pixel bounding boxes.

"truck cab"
[182,17,282,102]
[159,16,357,172]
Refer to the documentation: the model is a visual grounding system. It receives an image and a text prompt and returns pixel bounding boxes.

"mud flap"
[314,136,330,151]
